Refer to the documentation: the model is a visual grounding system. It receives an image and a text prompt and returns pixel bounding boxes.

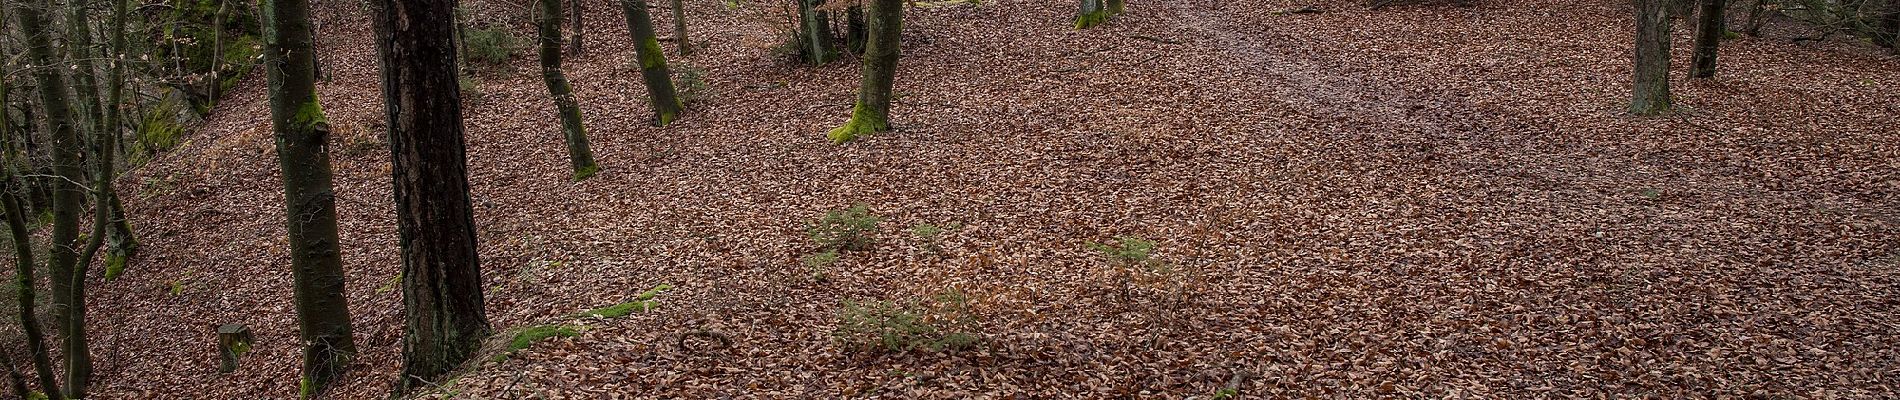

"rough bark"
[1631,0,1673,115]
[18,0,92,396]
[622,0,685,126]
[540,0,600,179]
[826,0,902,143]
[369,0,493,394]
[671,0,692,55]
[1691,0,1725,78]
[262,0,359,395]
[797,0,837,64]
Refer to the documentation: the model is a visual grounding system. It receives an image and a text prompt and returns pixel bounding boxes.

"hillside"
[73,0,1900,397]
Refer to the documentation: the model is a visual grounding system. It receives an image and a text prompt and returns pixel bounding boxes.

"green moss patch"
[493,325,580,362]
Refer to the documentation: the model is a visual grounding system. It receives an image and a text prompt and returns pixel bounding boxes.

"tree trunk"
[369,0,493,394]
[1107,0,1125,14]
[1881,0,1899,52]
[1631,0,1673,115]
[1076,0,1108,29]
[569,0,584,56]
[825,0,901,143]
[1691,0,1725,78]
[0,10,62,392]
[262,0,359,395]
[622,0,684,126]
[1743,0,1767,36]
[210,0,229,108]
[103,0,140,279]
[0,350,30,400]
[66,0,108,139]
[671,0,692,55]
[846,6,866,56]
[18,0,92,396]
[541,0,600,179]
[797,0,837,64]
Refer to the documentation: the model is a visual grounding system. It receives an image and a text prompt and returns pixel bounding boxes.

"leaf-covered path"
[64,0,1900,398]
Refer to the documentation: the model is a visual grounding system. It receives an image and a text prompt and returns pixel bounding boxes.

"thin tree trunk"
[1691,0,1725,78]
[1743,0,1768,36]
[210,0,229,108]
[622,0,684,126]
[1631,0,1673,115]
[797,0,837,64]
[0,37,61,395]
[1881,0,1899,52]
[103,0,140,277]
[569,0,584,56]
[66,0,108,139]
[540,0,600,179]
[846,6,865,56]
[369,0,493,394]
[825,0,901,143]
[17,1,93,397]
[671,0,692,56]
[262,0,359,395]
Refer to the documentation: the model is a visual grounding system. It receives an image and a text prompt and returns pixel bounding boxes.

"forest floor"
[56,0,1900,397]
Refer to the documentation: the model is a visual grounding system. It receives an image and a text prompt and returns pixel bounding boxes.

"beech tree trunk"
[18,1,92,397]
[825,0,901,143]
[797,0,837,64]
[1691,0,1725,78]
[103,0,140,277]
[1631,0,1673,115]
[622,0,685,126]
[1076,0,1108,29]
[66,0,107,138]
[540,0,600,179]
[262,0,359,395]
[369,0,493,394]
[671,0,692,55]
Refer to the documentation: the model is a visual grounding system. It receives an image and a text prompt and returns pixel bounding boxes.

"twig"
[1128,34,1181,45]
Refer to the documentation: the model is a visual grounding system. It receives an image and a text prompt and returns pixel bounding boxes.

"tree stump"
[216,324,253,373]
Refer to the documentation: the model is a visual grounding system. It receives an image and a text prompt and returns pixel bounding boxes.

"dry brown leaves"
[38,0,1900,398]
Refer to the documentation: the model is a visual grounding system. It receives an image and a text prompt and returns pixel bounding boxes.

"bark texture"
[540,0,600,179]
[0,79,59,400]
[622,0,684,126]
[1076,0,1110,29]
[1691,0,1725,78]
[262,0,359,395]
[103,0,140,277]
[826,0,902,143]
[369,0,493,394]
[1631,0,1673,115]
[846,6,867,56]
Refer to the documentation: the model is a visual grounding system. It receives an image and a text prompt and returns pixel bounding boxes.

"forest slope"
[65,0,1900,397]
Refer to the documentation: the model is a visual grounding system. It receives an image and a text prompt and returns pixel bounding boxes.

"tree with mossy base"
[827,0,903,143]
[797,0,838,64]
[621,0,685,126]
[369,0,494,394]
[1076,0,1123,29]
[539,0,600,179]
[263,0,359,395]
[1630,0,1672,115]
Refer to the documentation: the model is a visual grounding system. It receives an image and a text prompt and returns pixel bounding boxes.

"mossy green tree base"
[571,164,601,181]
[827,107,890,143]
[1075,11,1109,29]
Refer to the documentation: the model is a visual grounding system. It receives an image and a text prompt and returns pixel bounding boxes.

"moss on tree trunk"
[622,0,685,126]
[369,0,494,394]
[540,0,600,179]
[827,0,902,143]
[262,0,359,395]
